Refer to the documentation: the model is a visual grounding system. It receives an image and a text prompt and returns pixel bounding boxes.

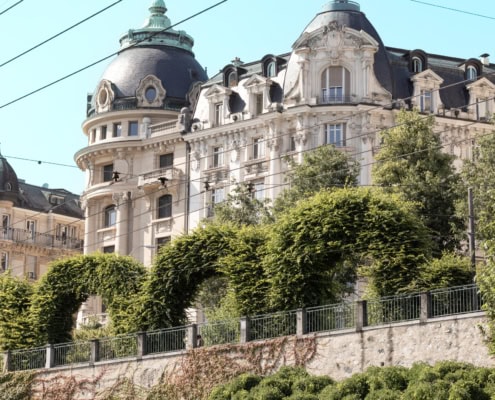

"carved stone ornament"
[95,80,115,114]
[191,151,200,171]
[136,74,166,108]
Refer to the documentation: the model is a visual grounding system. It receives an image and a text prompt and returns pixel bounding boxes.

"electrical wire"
[0,0,123,69]
[0,0,22,17]
[410,0,495,20]
[0,0,229,110]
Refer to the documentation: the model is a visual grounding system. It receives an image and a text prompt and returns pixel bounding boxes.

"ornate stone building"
[75,0,494,316]
[0,153,83,280]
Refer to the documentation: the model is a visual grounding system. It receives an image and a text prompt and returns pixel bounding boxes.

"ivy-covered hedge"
[208,362,495,400]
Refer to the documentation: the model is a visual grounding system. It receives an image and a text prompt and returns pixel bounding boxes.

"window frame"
[214,103,223,126]
[213,146,224,167]
[128,121,139,137]
[466,65,477,81]
[157,194,172,219]
[103,164,114,183]
[104,205,116,228]
[0,251,8,271]
[253,137,265,160]
[325,123,346,147]
[321,66,350,104]
[112,122,122,138]
[159,153,174,169]
[100,125,107,140]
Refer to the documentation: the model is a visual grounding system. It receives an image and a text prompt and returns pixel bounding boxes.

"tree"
[211,182,272,226]
[265,188,431,310]
[373,109,465,256]
[274,145,360,214]
[462,131,495,242]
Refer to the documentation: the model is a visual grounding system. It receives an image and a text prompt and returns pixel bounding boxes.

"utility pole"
[468,187,476,269]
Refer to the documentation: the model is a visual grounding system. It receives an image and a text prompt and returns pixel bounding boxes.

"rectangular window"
[103,245,115,254]
[26,255,37,279]
[129,121,139,136]
[159,153,174,168]
[2,214,10,239]
[1,252,8,271]
[214,103,223,126]
[100,125,107,140]
[290,136,296,152]
[158,195,172,219]
[213,146,224,167]
[103,164,114,182]
[211,188,224,204]
[26,220,36,240]
[112,123,122,137]
[256,94,263,115]
[325,124,346,147]
[156,236,171,250]
[90,129,96,143]
[253,137,265,159]
[420,90,433,113]
[254,181,265,201]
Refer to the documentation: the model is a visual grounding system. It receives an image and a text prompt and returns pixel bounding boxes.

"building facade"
[0,154,84,280]
[75,0,494,315]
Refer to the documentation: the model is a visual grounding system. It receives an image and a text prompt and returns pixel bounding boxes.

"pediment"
[204,84,232,98]
[410,69,444,84]
[293,24,378,52]
[243,74,271,88]
[466,77,495,91]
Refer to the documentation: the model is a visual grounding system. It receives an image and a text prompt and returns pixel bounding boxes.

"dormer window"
[267,61,276,77]
[321,66,350,104]
[408,50,427,74]
[467,65,477,81]
[136,75,166,108]
[412,57,423,73]
[227,71,238,87]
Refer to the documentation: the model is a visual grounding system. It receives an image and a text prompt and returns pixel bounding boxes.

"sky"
[0,0,493,194]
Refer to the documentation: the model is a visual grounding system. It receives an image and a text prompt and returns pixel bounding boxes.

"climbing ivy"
[29,253,147,345]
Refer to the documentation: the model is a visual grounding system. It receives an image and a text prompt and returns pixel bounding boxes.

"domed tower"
[75,0,207,268]
[0,153,21,206]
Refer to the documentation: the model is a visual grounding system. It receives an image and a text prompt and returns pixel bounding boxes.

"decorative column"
[267,121,281,200]
[113,192,128,255]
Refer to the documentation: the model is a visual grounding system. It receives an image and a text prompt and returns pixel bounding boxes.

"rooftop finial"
[143,0,171,29]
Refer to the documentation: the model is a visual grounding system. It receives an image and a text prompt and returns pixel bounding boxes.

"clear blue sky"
[0,0,493,194]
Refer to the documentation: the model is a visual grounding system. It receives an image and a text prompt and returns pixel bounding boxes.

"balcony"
[0,228,83,251]
[138,167,182,191]
[319,94,354,105]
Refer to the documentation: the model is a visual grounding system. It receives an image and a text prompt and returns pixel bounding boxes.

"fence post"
[3,350,10,372]
[356,300,367,331]
[90,339,100,364]
[45,344,55,369]
[296,308,307,335]
[137,332,147,358]
[186,324,197,350]
[240,317,251,344]
[420,292,431,323]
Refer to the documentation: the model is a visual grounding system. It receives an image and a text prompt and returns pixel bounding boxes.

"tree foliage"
[266,188,431,309]
[274,145,360,214]
[373,110,465,256]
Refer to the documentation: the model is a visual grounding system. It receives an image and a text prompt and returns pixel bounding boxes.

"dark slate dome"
[0,154,21,205]
[100,46,207,100]
[90,0,207,113]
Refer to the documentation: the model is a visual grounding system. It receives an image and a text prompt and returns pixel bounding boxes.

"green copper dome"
[119,0,194,53]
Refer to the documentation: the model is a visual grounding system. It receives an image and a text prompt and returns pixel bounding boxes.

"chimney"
[480,53,490,66]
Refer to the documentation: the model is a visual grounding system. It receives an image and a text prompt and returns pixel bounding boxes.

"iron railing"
[430,284,482,317]
[9,346,46,371]
[146,326,187,354]
[54,341,91,367]
[99,334,137,361]
[0,227,83,251]
[306,302,355,332]
[367,293,421,326]
[250,310,297,341]
[2,284,485,372]
[198,319,240,346]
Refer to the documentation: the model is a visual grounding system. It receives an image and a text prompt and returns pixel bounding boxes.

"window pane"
[129,121,139,136]
[159,153,174,168]
[113,123,122,137]
[213,147,224,167]
[103,164,113,182]
[105,205,116,227]
[103,245,115,254]
[158,195,172,219]
[101,125,107,140]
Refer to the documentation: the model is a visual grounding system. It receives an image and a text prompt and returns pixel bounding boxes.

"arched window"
[466,65,477,81]
[266,61,276,77]
[412,57,423,73]
[104,205,116,227]
[321,66,350,104]
[227,71,238,87]
[158,194,172,219]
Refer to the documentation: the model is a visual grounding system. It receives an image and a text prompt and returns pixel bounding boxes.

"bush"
[292,376,334,394]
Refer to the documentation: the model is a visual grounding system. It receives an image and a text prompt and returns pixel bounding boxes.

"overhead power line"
[410,0,495,20]
[0,0,123,69]
[0,0,22,17]
[0,0,229,110]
